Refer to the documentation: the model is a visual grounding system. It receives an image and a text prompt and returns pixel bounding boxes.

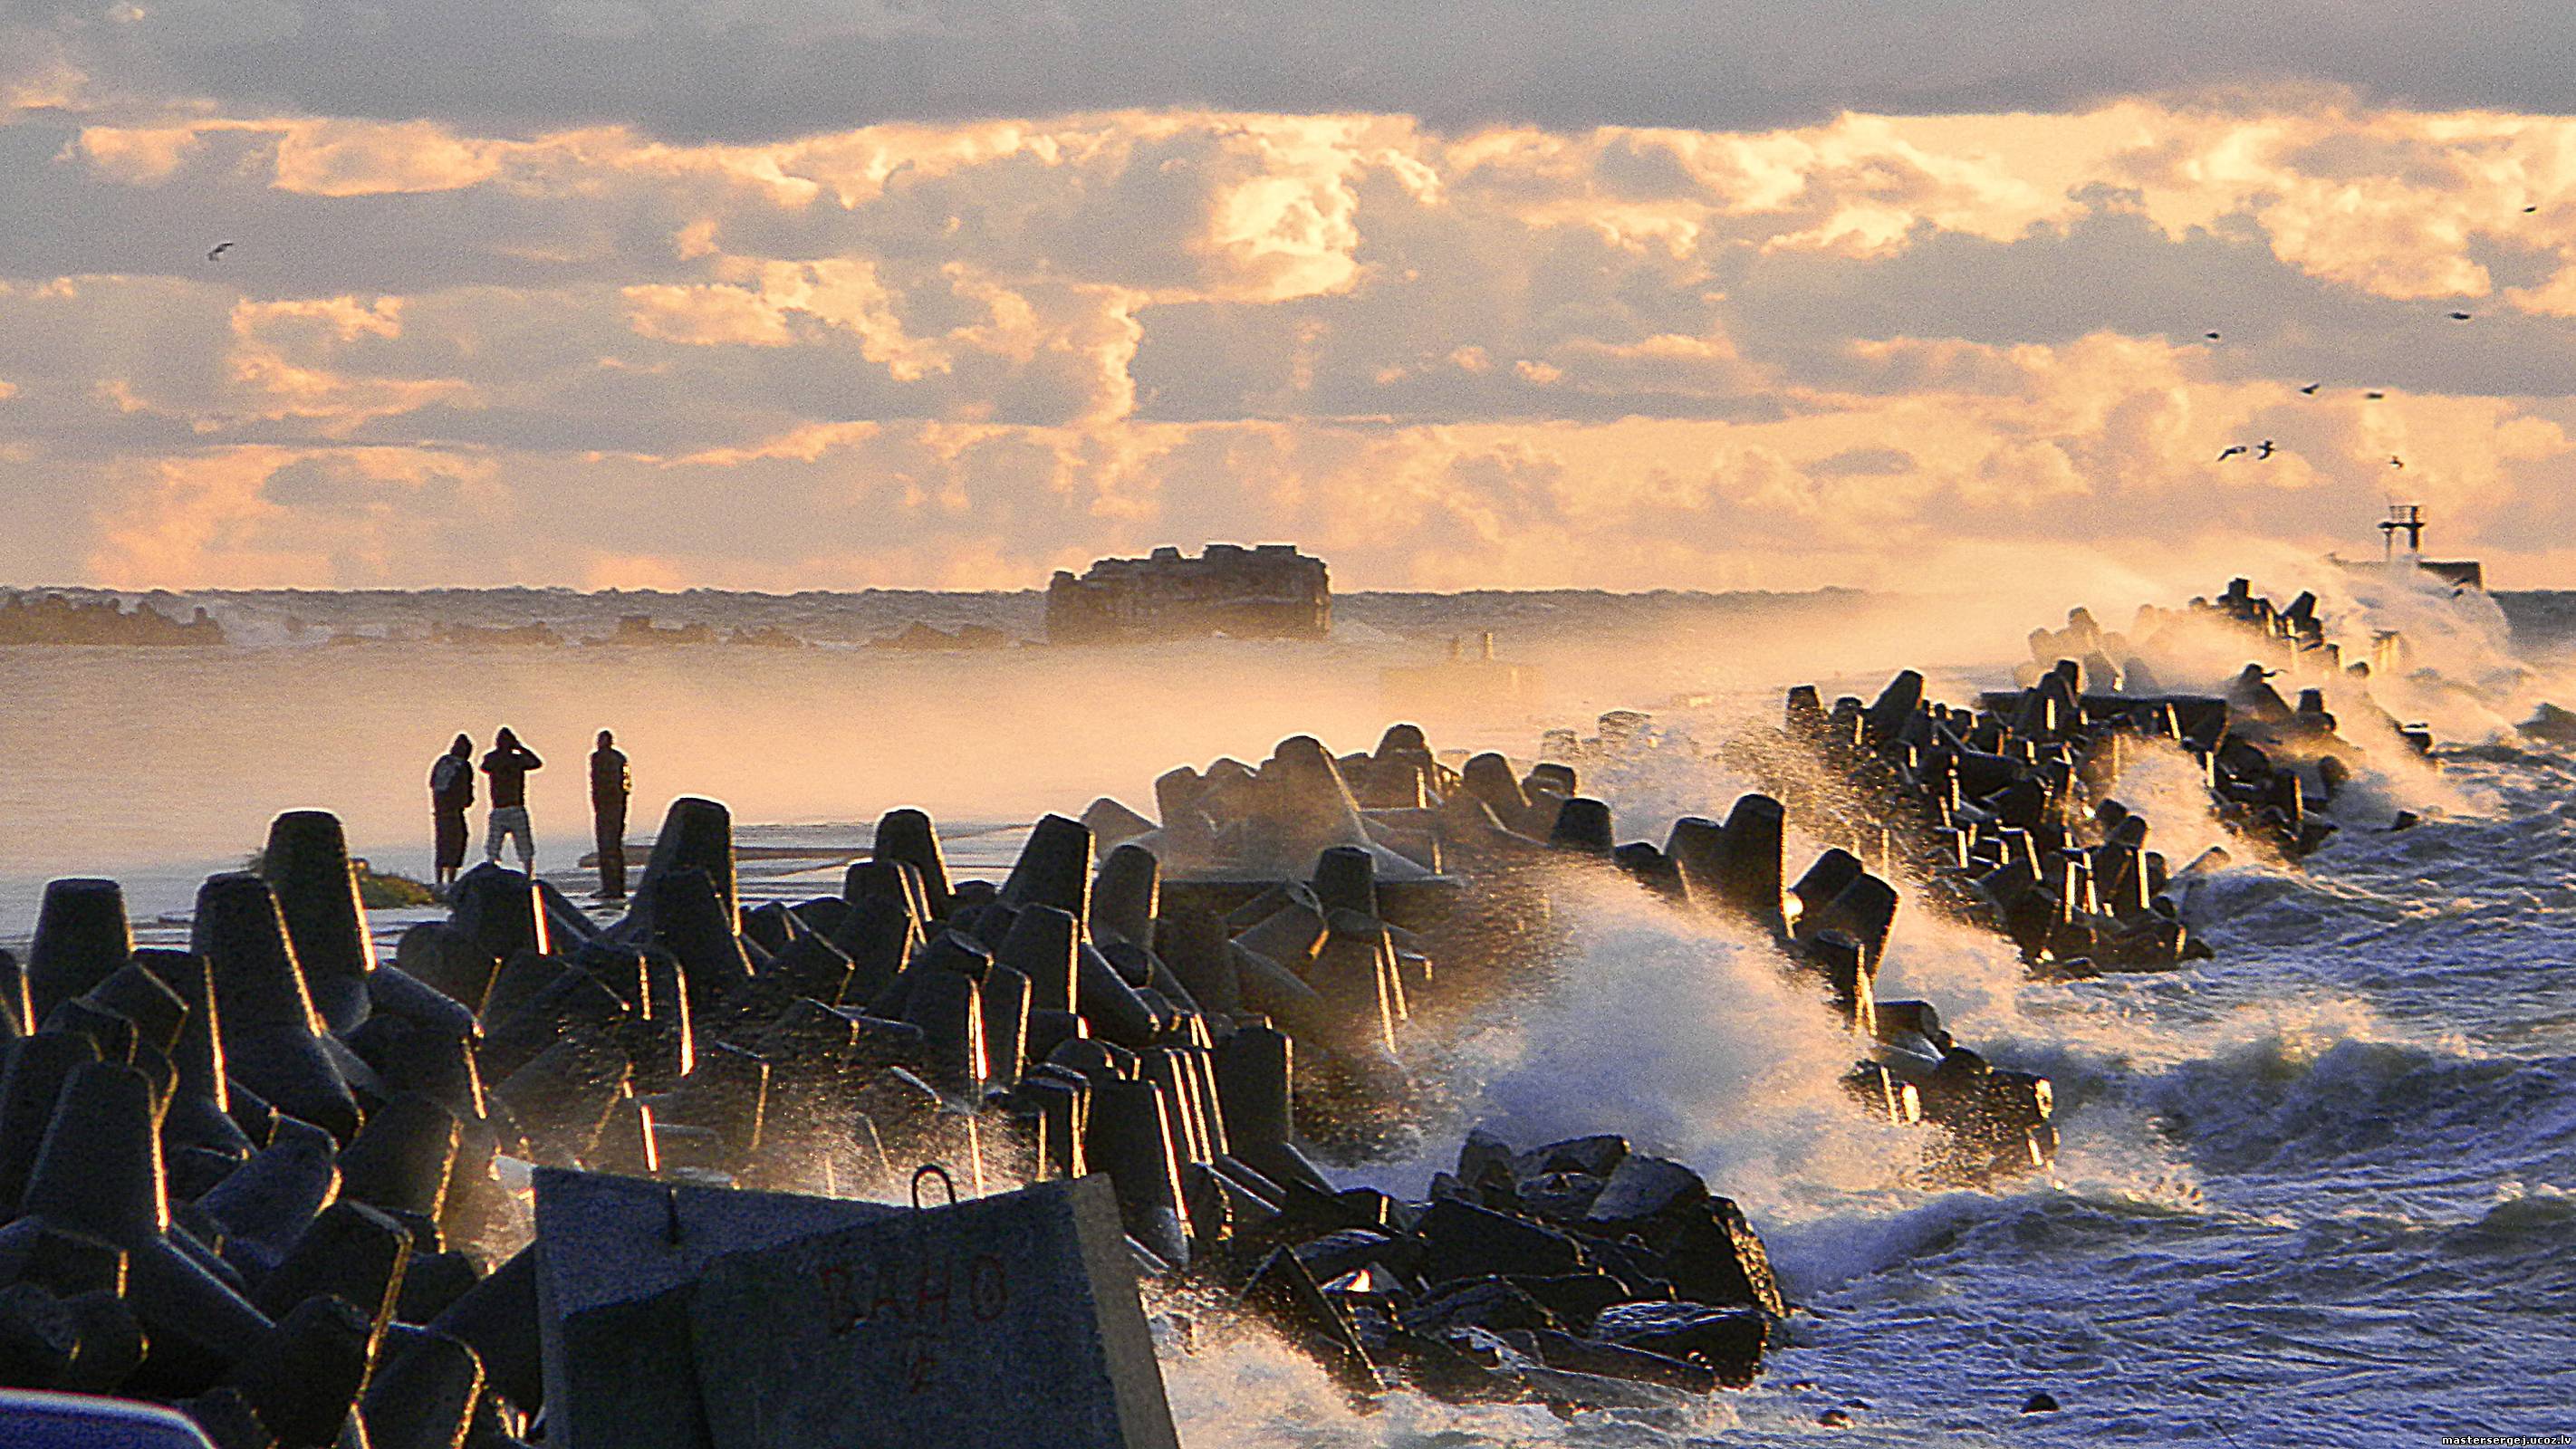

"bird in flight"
[206,241,234,261]
[2217,445,2249,461]
[2365,390,2387,399]
[2256,439,2278,459]
[2448,311,2473,321]
[2389,456,2406,469]
[2526,206,2541,214]
[2299,382,2320,395]
[2204,331,2222,341]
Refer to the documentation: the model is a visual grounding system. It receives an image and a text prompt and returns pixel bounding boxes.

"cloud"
[13,89,2576,589]
[24,0,2576,143]
[81,445,513,587]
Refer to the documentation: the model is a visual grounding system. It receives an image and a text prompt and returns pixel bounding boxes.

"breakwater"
[0,574,2444,1443]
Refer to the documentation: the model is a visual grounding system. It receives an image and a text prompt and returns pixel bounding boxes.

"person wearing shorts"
[481,726,543,872]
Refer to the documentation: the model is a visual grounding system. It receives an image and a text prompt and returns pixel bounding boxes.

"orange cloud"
[25,93,2576,589]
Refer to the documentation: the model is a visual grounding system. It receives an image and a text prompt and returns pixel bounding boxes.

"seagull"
[2448,311,2474,321]
[2217,445,2249,461]
[2204,331,2222,341]
[2525,206,2541,214]
[2389,456,2406,469]
[2366,390,2387,399]
[2299,382,2321,395]
[2256,439,2278,459]
[206,241,234,261]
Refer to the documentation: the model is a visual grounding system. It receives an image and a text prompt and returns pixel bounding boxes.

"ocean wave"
[2148,1036,2576,1191]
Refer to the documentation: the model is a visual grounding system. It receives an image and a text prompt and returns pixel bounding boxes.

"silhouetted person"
[429,734,475,889]
[482,726,543,872]
[590,729,631,901]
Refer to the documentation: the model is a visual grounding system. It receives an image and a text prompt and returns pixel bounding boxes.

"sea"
[4,571,2573,1448]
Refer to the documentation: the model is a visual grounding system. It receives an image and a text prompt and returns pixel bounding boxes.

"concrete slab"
[687,1175,1177,1449]
[532,1167,904,1449]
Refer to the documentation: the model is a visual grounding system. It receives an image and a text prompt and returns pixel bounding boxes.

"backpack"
[430,755,471,802]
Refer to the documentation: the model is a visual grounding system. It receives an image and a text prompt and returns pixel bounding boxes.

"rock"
[1455,1129,1514,1190]
[1241,1246,1377,1397]
[1523,1329,1716,1395]
[1591,1300,1768,1387]
[1582,1154,1704,1226]
[1400,1278,1562,1337]
[1515,1134,1627,1181]
[2519,702,2576,744]
[1416,1198,1586,1286]
[1514,1172,1604,1223]
[1288,1230,1401,1285]
[1505,1273,1628,1334]
[1653,1196,1786,1317]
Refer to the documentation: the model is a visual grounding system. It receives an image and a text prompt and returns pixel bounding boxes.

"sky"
[6,3,2576,591]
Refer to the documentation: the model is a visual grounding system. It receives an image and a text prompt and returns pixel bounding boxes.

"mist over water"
[7,572,2576,1445]
[0,583,2001,925]
[0,638,1408,924]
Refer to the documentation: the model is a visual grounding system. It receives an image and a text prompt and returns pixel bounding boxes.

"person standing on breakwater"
[590,729,631,901]
[428,734,476,891]
[481,726,543,873]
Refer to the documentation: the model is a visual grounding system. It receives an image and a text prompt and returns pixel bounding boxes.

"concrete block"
[531,1168,902,1449]
[687,1176,1177,1449]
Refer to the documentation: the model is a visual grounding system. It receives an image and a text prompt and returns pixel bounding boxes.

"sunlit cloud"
[11,88,2576,589]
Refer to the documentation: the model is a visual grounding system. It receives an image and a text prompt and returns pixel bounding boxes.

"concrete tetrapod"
[871,808,955,921]
[26,879,134,1027]
[1091,844,1160,949]
[191,875,364,1146]
[1083,1078,1190,1266]
[20,1060,273,1394]
[638,798,739,924]
[259,811,375,1036]
[1002,814,1094,925]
